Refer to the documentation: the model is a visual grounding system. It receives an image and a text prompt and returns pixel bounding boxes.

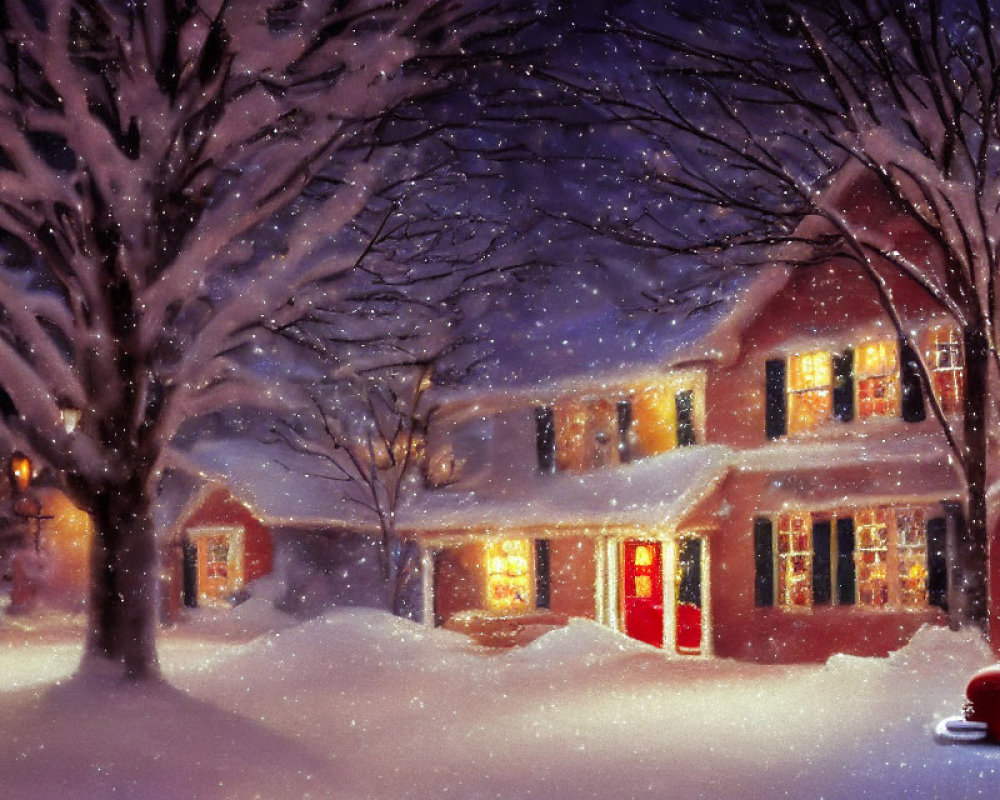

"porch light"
[9,451,31,494]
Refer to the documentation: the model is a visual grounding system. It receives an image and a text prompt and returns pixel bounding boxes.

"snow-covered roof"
[433,267,788,410]
[734,430,965,509]
[398,444,731,534]
[735,429,958,475]
[162,437,378,533]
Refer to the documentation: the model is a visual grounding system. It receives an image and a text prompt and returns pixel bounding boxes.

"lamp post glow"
[9,452,31,495]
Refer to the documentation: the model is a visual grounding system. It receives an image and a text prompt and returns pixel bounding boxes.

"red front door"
[621,540,664,647]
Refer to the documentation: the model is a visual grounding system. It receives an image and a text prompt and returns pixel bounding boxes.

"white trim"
[699,535,713,657]
[662,538,677,651]
[595,537,607,626]
[420,546,435,627]
[607,531,714,657]
[186,525,245,603]
[604,537,619,632]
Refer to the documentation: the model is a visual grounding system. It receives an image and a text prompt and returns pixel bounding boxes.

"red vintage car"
[935,666,1000,743]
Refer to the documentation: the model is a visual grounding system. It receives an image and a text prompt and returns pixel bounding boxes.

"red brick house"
[399,189,975,660]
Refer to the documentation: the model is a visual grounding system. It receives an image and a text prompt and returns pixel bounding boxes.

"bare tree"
[268,364,437,616]
[263,148,532,615]
[0,0,520,680]
[543,0,1000,645]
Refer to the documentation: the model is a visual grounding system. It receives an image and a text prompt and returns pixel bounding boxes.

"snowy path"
[0,608,996,799]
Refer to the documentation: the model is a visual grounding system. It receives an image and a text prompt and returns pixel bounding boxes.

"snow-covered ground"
[0,601,997,800]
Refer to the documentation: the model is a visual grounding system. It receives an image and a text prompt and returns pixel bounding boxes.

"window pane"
[856,340,900,418]
[777,512,813,607]
[486,539,533,614]
[896,507,928,607]
[855,507,889,607]
[631,386,677,458]
[925,326,964,414]
[788,352,833,432]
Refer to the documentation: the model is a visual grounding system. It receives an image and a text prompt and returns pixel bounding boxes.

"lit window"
[895,507,928,607]
[554,398,619,471]
[633,544,654,566]
[485,539,533,614]
[630,386,677,457]
[554,399,590,472]
[925,326,964,413]
[855,507,890,606]
[787,351,833,433]
[777,512,812,607]
[856,340,900,419]
[206,539,229,580]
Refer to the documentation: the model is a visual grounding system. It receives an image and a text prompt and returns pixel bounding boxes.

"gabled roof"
[431,266,789,414]
[398,444,731,535]
[159,437,380,535]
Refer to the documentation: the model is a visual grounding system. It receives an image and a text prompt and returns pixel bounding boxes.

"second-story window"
[787,351,833,433]
[536,383,700,473]
[554,398,619,472]
[767,333,932,438]
[856,339,900,419]
[925,325,964,414]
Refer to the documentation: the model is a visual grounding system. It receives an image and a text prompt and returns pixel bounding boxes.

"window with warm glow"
[485,539,533,614]
[633,544,654,567]
[630,386,676,458]
[554,398,619,471]
[777,511,812,607]
[896,507,928,607]
[856,340,900,419]
[925,326,964,413]
[206,539,230,580]
[855,507,890,606]
[787,351,833,433]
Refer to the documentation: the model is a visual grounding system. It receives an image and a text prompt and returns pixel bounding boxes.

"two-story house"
[399,215,973,661]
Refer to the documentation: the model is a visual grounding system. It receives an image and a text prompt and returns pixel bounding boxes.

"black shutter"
[833,349,854,422]
[754,518,774,607]
[836,517,856,605]
[535,539,551,609]
[900,339,926,422]
[677,537,702,607]
[616,399,633,463]
[675,390,696,447]
[765,359,787,439]
[812,520,832,605]
[183,541,198,608]
[927,516,948,609]
[535,406,556,473]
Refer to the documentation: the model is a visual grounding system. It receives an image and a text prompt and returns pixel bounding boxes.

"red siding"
[549,536,596,619]
[182,488,273,581]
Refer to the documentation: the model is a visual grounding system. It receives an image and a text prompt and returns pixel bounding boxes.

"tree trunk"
[390,539,420,618]
[957,326,990,632]
[82,477,160,681]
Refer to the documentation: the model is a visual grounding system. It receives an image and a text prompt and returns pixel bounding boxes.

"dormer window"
[536,381,701,473]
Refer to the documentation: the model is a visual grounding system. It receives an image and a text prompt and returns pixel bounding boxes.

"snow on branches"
[0,0,508,493]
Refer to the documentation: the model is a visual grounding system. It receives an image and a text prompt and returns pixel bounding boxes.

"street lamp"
[9,451,31,495]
